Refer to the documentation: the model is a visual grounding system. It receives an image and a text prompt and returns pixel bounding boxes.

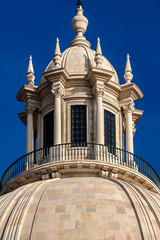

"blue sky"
[0,0,160,180]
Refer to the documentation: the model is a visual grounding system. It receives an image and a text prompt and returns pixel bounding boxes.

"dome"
[41,46,119,84]
[0,177,160,239]
[40,4,119,85]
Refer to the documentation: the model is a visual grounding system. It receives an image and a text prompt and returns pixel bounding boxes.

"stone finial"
[70,3,91,48]
[95,37,103,67]
[26,55,35,86]
[53,38,61,68]
[124,54,133,83]
[72,5,88,37]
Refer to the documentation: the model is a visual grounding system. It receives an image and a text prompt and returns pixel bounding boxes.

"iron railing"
[1,143,160,190]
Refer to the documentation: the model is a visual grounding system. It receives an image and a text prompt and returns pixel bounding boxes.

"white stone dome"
[0,177,160,239]
[41,46,119,84]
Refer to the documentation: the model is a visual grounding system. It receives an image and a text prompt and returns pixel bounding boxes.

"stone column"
[124,103,135,153]
[95,88,104,145]
[26,106,34,154]
[53,88,63,145]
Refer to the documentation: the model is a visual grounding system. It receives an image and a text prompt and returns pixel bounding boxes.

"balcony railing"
[1,143,160,190]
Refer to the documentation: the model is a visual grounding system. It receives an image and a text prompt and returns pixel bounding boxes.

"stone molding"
[120,82,144,105]
[2,160,159,195]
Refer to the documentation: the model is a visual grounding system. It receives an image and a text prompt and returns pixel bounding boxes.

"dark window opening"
[104,110,115,152]
[71,105,86,145]
[43,111,54,148]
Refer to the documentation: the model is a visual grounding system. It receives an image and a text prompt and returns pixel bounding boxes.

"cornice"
[18,112,27,126]
[64,94,93,101]
[133,109,144,124]
[42,67,69,87]
[87,67,114,86]
[66,79,91,88]
[119,82,144,105]
[16,85,39,102]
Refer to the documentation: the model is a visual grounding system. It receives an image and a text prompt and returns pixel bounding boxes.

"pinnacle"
[27,55,34,74]
[125,53,132,73]
[54,37,61,57]
[53,38,61,67]
[96,37,102,56]
[26,55,35,86]
[124,53,133,83]
[95,37,103,67]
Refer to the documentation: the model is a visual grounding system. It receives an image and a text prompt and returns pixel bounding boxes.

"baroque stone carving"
[51,87,64,98]
[25,105,35,114]
[123,102,135,114]
[94,87,104,97]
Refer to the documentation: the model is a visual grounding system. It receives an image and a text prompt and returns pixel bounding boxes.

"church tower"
[0,2,160,239]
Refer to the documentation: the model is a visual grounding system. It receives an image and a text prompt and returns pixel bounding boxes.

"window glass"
[71,105,86,144]
[104,110,115,148]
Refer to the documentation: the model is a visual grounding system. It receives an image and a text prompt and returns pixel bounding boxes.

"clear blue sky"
[0,0,160,179]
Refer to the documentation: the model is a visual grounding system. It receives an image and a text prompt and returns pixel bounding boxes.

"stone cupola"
[16,2,144,156]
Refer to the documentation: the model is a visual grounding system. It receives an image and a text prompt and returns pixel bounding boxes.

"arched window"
[43,111,54,148]
[104,110,115,148]
[71,105,86,144]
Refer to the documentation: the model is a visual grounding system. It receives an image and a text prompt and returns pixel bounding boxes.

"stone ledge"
[1,160,160,195]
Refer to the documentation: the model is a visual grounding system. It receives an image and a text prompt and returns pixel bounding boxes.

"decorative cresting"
[1,143,160,193]
[70,2,91,47]
[26,55,35,86]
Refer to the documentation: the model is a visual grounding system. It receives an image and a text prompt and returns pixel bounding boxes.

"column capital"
[94,87,104,97]
[51,87,64,98]
[123,102,135,114]
[25,105,35,114]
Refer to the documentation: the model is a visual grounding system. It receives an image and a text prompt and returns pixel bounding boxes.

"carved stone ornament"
[51,87,64,98]
[123,102,135,114]
[94,87,104,97]
[24,105,35,114]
